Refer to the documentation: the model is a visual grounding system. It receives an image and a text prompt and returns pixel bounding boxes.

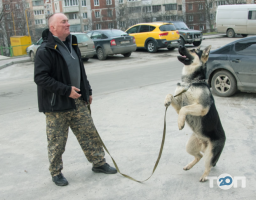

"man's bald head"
[48,13,70,41]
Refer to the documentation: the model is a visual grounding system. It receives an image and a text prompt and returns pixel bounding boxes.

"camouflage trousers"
[45,98,106,177]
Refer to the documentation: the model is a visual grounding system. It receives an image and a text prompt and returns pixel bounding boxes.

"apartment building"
[0,0,29,44]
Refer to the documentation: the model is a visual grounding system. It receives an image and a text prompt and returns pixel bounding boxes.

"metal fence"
[0,44,32,57]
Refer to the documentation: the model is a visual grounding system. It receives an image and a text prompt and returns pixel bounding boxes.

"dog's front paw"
[178,115,185,130]
[164,94,173,107]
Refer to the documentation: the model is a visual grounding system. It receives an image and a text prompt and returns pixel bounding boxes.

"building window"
[200,25,204,30]
[120,21,125,27]
[107,10,113,17]
[32,0,44,6]
[108,22,114,28]
[209,2,212,8]
[199,14,204,21]
[55,3,58,10]
[178,5,182,11]
[188,4,193,10]
[82,0,86,6]
[18,22,22,28]
[5,4,10,10]
[96,24,101,29]
[64,0,78,6]
[84,25,88,30]
[83,12,87,18]
[94,0,99,6]
[152,5,161,12]
[17,13,21,18]
[165,4,177,11]
[128,7,141,13]
[188,15,193,22]
[143,6,151,13]
[119,0,123,4]
[69,13,77,19]
[106,0,112,5]
[198,4,203,10]
[9,23,12,29]
[189,26,194,29]
[210,14,214,20]
[34,10,44,15]
[15,4,20,9]
[6,13,11,19]
[95,11,100,18]
[35,19,44,24]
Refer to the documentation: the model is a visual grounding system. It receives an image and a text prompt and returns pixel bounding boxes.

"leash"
[87,88,188,183]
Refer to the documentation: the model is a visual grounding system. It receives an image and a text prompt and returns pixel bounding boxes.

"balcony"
[69,19,80,25]
[63,6,79,13]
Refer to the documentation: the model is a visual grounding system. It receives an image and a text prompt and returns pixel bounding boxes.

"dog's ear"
[201,45,212,63]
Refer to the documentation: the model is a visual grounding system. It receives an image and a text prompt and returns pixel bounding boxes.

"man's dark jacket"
[34,29,92,112]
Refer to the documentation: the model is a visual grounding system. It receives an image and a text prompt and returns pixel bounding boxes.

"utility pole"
[25,8,30,36]
[79,0,84,32]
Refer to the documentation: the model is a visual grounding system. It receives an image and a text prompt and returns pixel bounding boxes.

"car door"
[91,31,103,48]
[135,25,150,47]
[229,39,256,89]
[126,25,140,47]
[74,33,95,56]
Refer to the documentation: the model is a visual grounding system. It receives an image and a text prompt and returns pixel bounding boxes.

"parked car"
[86,29,137,60]
[157,21,202,46]
[206,36,256,97]
[26,32,96,62]
[125,22,180,53]
[216,4,256,38]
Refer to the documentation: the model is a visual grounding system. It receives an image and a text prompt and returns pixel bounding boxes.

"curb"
[0,58,31,70]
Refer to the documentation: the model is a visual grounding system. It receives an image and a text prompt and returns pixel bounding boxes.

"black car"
[206,36,256,97]
[156,21,202,46]
[86,29,137,60]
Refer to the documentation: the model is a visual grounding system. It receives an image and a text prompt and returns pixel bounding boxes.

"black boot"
[92,163,117,174]
[52,173,69,186]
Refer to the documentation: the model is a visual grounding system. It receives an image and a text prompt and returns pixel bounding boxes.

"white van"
[216,4,256,37]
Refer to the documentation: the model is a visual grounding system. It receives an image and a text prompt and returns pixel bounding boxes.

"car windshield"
[173,22,189,30]
[104,30,129,37]
[74,34,91,43]
[159,24,176,31]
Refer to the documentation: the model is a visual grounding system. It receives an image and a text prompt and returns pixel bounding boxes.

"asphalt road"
[0,36,239,115]
[1,36,255,200]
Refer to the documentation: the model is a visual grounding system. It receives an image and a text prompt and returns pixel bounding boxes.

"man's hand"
[89,96,92,104]
[69,86,81,99]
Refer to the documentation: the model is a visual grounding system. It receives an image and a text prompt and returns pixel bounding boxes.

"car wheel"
[179,37,185,46]
[96,47,107,60]
[30,51,35,62]
[167,47,175,51]
[123,52,132,57]
[193,41,202,46]
[241,34,248,37]
[227,29,235,38]
[147,41,157,53]
[211,71,237,97]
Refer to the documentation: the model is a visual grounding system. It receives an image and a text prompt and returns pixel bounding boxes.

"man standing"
[34,13,117,186]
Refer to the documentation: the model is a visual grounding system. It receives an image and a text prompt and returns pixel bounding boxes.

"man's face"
[52,14,70,39]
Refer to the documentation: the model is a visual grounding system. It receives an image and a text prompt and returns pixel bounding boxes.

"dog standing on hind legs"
[164,45,226,182]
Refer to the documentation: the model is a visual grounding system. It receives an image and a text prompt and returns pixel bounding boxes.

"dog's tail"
[211,137,226,167]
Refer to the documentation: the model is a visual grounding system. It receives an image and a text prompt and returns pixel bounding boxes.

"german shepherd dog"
[164,45,226,182]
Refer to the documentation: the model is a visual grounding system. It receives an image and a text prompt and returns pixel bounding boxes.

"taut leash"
[87,88,188,183]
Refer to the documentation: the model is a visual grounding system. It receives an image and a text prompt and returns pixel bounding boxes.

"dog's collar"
[190,79,207,84]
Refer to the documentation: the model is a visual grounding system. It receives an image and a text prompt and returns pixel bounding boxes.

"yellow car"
[125,22,180,53]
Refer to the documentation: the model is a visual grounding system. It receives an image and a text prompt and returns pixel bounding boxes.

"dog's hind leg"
[183,133,203,170]
[199,141,213,182]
